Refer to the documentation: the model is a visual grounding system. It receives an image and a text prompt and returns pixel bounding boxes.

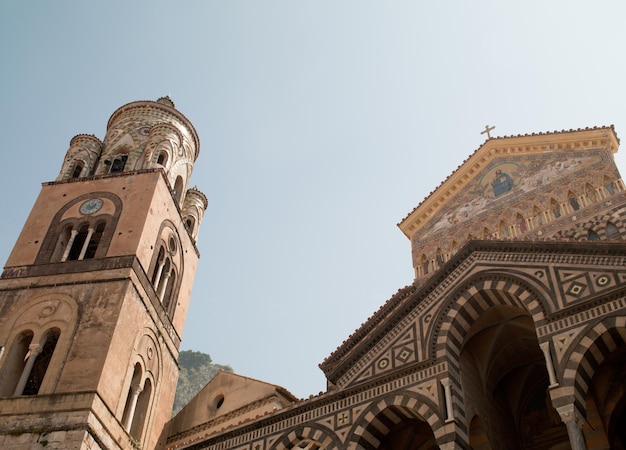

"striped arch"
[559,315,626,413]
[346,391,445,450]
[270,423,342,450]
[431,272,548,364]
[569,212,626,241]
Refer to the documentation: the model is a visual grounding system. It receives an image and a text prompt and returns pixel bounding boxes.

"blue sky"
[2,1,626,399]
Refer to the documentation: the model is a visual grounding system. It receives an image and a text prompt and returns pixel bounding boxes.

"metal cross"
[481,124,495,139]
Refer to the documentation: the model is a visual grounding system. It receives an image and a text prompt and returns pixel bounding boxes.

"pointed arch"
[173,176,184,205]
[604,176,616,196]
[550,198,562,219]
[585,182,597,205]
[516,213,527,234]
[532,205,544,227]
[498,220,510,238]
[568,191,581,211]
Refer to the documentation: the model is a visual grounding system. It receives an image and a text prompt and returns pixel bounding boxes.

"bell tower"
[0,97,207,449]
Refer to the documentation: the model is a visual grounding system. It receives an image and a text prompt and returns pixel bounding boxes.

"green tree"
[173,350,233,415]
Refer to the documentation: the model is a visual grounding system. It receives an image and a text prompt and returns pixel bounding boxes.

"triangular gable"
[167,371,298,442]
[398,127,620,278]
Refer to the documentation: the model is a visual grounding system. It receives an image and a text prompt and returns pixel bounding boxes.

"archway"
[460,303,568,449]
[567,325,626,449]
[349,394,441,450]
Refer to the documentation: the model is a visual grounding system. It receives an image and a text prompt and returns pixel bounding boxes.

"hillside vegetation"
[173,350,233,415]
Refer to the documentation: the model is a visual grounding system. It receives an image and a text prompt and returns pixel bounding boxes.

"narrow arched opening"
[173,176,184,204]
[22,329,60,396]
[460,302,568,449]
[0,331,33,397]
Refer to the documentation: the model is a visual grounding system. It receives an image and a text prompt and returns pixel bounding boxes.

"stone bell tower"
[0,97,207,449]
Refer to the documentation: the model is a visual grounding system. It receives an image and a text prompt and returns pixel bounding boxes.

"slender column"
[153,260,166,289]
[77,227,95,260]
[540,341,558,387]
[60,229,79,262]
[158,272,171,301]
[13,343,43,396]
[556,404,586,450]
[441,377,454,422]
[123,384,144,430]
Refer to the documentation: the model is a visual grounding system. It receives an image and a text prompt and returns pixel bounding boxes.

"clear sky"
[2,1,626,399]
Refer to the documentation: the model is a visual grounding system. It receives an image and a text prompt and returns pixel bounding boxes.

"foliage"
[173,350,233,415]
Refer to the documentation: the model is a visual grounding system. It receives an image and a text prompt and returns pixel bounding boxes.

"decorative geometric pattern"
[555,267,623,306]
[351,324,419,385]
[552,326,584,362]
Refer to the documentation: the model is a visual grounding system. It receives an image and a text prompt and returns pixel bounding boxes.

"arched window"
[131,378,152,439]
[22,330,60,396]
[122,363,153,442]
[585,183,597,204]
[533,206,543,227]
[517,213,527,233]
[156,151,168,166]
[568,192,580,211]
[184,216,195,234]
[71,161,84,178]
[68,224,89,260]
[122,364,143,432]
[173,176,184,204]
[109,154,128,174]
[59,222,106,262]
[551,199,562,219]
[604,177,616,195]
[0,330,59,397]
[151,246,177,305]
[83,222,105,259]
[588,230,600,241]
[499,220,510,238]
[0,331,33,397]
[421,254,429,275]
[163,270,176,309]
[151,247,165,285]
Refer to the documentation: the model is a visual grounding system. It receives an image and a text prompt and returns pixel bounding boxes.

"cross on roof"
[481,124,495,139]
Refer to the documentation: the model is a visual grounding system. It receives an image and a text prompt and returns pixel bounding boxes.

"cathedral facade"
[167,127,626,450]
[1,99,626,450]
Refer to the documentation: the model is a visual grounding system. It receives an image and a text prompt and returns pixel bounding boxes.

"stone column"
[60,229,79,262]
[539,341,558,387]
[441,377,454,422]
[78,227,95,260]
[557,404,586,450]
[13,343,43,396]
[123,384,144,430]
[153,259,166,290]
[157,272,171,301]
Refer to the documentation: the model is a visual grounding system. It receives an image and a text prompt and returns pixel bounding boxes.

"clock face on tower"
[79,198,103,215]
